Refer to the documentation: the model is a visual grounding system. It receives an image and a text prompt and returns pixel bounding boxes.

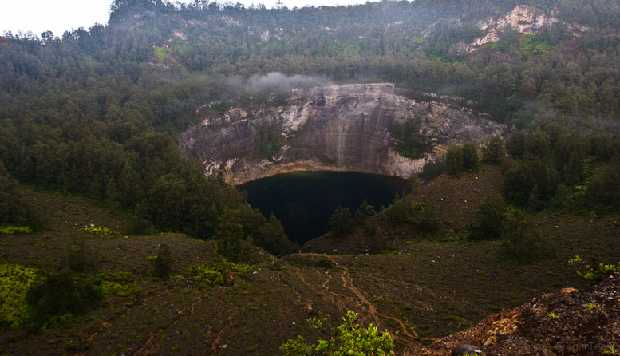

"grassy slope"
[1,170,619,354]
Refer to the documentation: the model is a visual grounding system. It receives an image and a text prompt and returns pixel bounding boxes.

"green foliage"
[483,136,506,164]
[256,215,297,256]
[328,207,354,236]
[26,272,103,328]
[391,119,431,159]
[153,46,168,62]
[419,158,446,181]
[255,121,285,159]
[0,264,39,328]
[81,224,113,235]
[499,208,554,263]
[468,200,505,240]
[520,34,553,56]
[503,160,558,210]
[190,261,252,287]
[0,226,33,235]
[0,164,37,228]
[445,144,479,176]
[281,310,394,356]
[446,145,465,176]
[586,161,620,209]
[384,197,440,234]
[568,255,620,282]
[99,272,141,297]
[462,144,480,172]
[152,243,173,279]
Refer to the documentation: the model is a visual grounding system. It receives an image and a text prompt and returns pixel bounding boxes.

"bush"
[81,224,113,235]
[0,226,33,235]
[499,208,554,263]
[190,261,252,287]
[420,158,446,181]
[503,160,558,209]
[328,207,354,236]
[0,164,37,229]
[26,272,102,328]
[446,145,465,176]
[568,255,620,282]
[462,144,480,172]
[385,198,440,234]
[586,161,620,209]
[153,244,173,279]
[468,200,505,240]
[0,264,39,328]
[280,310,394,356]
[483,136,506,164]
[255,215,297,256]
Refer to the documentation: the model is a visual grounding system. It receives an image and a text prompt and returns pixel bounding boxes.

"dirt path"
[323,255,419,345]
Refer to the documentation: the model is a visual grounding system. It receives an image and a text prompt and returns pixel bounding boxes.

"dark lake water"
[240,171,409,244]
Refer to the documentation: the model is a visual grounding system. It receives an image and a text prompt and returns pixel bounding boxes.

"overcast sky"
[0,0,374,36]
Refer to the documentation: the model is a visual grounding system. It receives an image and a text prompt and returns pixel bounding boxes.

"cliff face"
[181,83,505,184]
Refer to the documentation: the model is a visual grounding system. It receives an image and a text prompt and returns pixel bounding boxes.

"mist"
[226,72,330,95]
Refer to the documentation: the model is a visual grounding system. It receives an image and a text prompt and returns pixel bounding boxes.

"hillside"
[2,168,619,354]
[1,1,620,355]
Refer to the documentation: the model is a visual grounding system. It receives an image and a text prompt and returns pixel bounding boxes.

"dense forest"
[1,0,620,254]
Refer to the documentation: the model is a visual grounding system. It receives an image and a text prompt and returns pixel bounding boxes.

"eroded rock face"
[181,83,505,184]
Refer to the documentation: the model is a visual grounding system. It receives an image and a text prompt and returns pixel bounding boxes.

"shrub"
[468,200,505,240]
[568,255,620,282]
[446,145,465,176]
[499,208,554,263]
[215,209,255,262]
[153,244,173,279]
[190,261,252,287]
[385,198,440,234]
[483,136,506,164]
[26,272,102,328]
[420,158,446,181]
[462,144,480,172]
[280,310,394,356]
[0,226,33,235]
[0,264,39,328]
[99,272,141,297]
[0,164,37,229]
[255,215,297,256]
[328,207,354,236]
[503,160,558,209]
[586,161,620,209]
[81,224,113,235]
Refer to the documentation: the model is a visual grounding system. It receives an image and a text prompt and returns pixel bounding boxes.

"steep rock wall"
[181,83,505,184]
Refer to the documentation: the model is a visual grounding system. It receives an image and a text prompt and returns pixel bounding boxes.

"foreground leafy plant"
[281,310,394,356]
[568,255,620,282]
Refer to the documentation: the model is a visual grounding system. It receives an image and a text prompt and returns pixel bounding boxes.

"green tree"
[446,145,464,176]
[328,207,354,236]
[462,144,480,172]
[468,200,505,240]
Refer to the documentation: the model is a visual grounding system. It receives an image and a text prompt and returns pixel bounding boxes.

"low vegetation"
[281,311,394,356]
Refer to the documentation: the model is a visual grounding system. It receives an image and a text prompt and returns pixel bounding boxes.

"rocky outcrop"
[421,274,620,355]
[463,5,589,52]
[181,83,505,184]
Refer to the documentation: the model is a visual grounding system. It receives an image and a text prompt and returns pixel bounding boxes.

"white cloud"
[0,0,376,36]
